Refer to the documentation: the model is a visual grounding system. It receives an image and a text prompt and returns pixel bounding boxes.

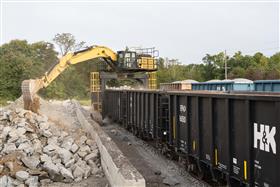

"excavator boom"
[21,45,118,112]
[21,45,157,113]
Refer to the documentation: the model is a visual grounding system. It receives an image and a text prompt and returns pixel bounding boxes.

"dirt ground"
[98,122,209,187]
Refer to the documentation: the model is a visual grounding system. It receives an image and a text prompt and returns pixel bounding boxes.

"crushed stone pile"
[0,107,104,187]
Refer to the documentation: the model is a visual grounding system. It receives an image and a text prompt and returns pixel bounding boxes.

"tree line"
[0,33,279,101]
[157,51,280,85]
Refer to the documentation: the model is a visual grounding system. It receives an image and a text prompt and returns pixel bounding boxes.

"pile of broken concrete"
[0,108,103,187]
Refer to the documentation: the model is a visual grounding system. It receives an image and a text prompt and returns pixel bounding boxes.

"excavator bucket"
[21,79,42,113]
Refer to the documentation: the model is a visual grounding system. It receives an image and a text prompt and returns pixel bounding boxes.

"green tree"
[201,54,218,80]
[0,40,58,100]
[53,33,85,56]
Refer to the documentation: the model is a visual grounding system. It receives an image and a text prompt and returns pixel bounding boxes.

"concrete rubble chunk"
[36,115,48,123]
[9,113,17,122]
[38,171,49,180]
[57,148,73,164]
[0,164,4,174]
[91,166,102,176]
[17,141,34,155]
[78,135,87,145]
[16,135,29,145]
[162,176,180,186]
[61,137,74,151]
[18,142,31,150]
[84,150,98,162]
[65,159,75,168]
[33,139,42,153]
[43,161,60,179]
[85,139,95,147]
[15,171,30,182]
[84,165,91,179]
[79,145,91,153]
[24,146,34,156]
[47,136,58,145]
[74,177,82,182]
[25,112,36,124]
[24,124,35,133]
[43,144,59,156]
[1,126,12,140]
[30,133,38,140]
[25,176,39,187]
[16,127,26,136]
[6,176,14,187]
[89,161,102,175]
[0,107,104,186]
[7,129,19,143]
[75,159,87,169]
[87,159,95,167]
[0,175,8,187]
[73,165,84,179]
[40,179,51,185]
[40,154,52,163]
[58,131,68,142]
[21,156,40,170]
[39,122,50,130]
[53,158,62,164]
[5,162,14,172]
[18,110,27,118]
[41,129,52,138]
[77,150,87,158]
[17,121,26,128]
[70,143,79,153]
[73,154,80,162]
[59,166,74,179]
[0,111,9,121]
[11,178,22,186]
[2,143,17,154]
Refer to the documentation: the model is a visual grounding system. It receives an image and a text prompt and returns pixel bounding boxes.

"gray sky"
[1,1,279,64]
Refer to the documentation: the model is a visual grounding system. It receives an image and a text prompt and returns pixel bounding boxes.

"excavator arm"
[21,45,117,112]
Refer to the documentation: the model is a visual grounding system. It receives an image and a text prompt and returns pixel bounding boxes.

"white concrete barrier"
[75,103,145,187]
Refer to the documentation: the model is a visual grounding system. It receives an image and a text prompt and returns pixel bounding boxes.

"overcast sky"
[1,1,279,64]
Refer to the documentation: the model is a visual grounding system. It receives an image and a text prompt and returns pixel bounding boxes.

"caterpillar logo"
[254,123,276,154]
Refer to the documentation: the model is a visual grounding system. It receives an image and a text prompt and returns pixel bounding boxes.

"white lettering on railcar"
[180,105,186,112]
[206,154,210,161]
[254,123,276,154]
[233,158,237,164]
[233,165,240,175]
[179,105,186,124]
[179,115,186,123]
[218,162,227,170]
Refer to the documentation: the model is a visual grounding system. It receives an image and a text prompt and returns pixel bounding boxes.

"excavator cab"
[117,48,158,72]
[117,51,137,69]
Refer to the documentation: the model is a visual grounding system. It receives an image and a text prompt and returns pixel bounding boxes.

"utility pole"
[224,50,228,80]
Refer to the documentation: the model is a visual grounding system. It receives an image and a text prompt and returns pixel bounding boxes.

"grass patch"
[78,99,91,106]
[0,99,8,107]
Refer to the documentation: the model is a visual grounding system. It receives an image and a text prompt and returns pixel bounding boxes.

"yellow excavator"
[21,45,158,112]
